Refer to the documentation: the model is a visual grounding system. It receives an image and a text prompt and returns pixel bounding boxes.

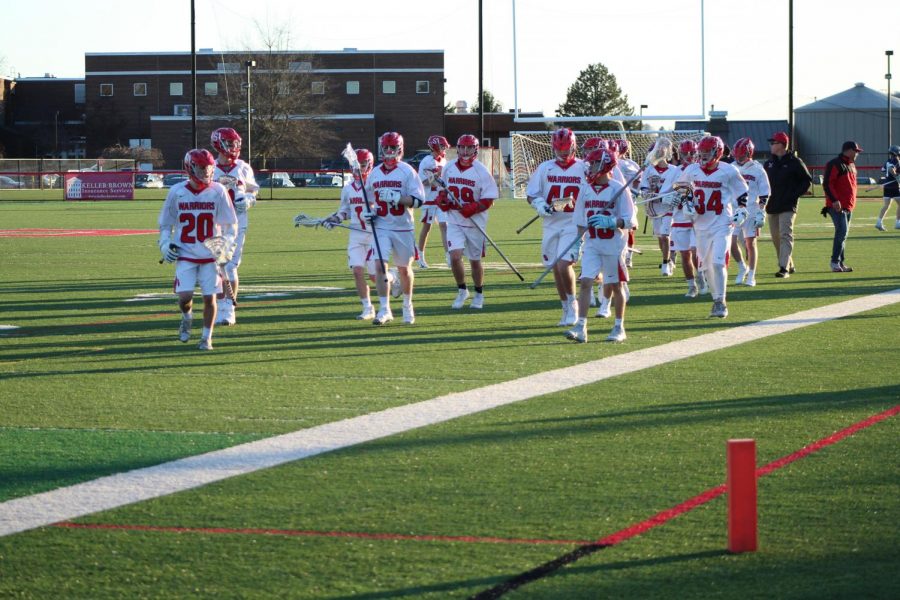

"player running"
[158,149,237,350]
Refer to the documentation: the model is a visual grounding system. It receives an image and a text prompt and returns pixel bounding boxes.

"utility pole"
[245,60,256,164]
[190,0,198,148]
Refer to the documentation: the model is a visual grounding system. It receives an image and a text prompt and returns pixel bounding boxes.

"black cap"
[841,141,863,152]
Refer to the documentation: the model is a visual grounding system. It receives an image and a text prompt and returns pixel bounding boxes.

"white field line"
[1,289,898,538]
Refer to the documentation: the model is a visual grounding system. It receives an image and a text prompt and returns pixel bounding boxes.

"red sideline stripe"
[51,405,899,548]
[0,229,156,238]
[53,522,592,546]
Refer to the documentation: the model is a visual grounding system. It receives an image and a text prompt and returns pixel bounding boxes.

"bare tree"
[101,144,165,168]
[200,24,337,169]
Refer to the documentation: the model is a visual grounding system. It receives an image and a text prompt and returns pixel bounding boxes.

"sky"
[3,0,897,130]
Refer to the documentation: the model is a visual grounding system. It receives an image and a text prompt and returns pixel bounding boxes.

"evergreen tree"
[557,63,639,131]
[471,90,503,114]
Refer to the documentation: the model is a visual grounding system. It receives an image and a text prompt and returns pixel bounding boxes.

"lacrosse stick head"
[184,149,216,187]
[552,128,577,165]
[646,137,673,166]
[584,149,618,185]
[456,134,479,167]
[293,213,322,228]
[427,135,450,158]
[678,139,698,166]
[697,136,725,169]
[211,128,242,161]
[733,137,754,164]
[202,235,232,265]
[379,131,404,167]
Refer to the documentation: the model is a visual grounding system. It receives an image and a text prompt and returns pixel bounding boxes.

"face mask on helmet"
[428,135,450,158]
[732,138,754,164]
[184,149,216,187]
[679,141,697,165]
[552,129,577,164]
[211,128,242,161]
[355,149,374,180]
[584,149,617,185]
[697,137,724,169]
[380,132,404,167]
[456,135,479,167]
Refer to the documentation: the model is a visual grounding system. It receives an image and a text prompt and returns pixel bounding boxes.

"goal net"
[510,130,707,198]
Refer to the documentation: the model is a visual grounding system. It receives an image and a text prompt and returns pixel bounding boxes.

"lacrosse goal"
[510,130,708,198]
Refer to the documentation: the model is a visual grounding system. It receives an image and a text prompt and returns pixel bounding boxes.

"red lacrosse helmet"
[552,128,577,164]
[211,127,242,161]
[457,134,479,167]
[584,149,618,185]
[379,131,404,167]
[355,148,374,180]
[732,137,755,164]
[615,138,629,155]
[582,137,609,155]
[678,139,698,165]
[184,149,216,187]
[427,135,450,158]
[697,136,724,169]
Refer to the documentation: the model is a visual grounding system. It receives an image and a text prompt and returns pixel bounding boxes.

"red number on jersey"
[547,184,579,212]
[693,189,723,215]
[449,185,476,205]
[353,205,367,230]
[179,212,214,244]
[585,210,615,239]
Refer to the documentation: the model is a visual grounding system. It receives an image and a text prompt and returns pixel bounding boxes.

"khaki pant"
[768,211,796,270]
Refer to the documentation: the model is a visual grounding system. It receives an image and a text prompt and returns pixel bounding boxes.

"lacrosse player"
[660,139,706,298]
[875,145,900,231]
[566,148,637,343]
[526,128,584,327]
[615,139,641,269]
[364,131,427,325]
[639,138,677,276]
[158,149,238,350]
[320,148,379,320]
[675,136,750,318]
[434,134,499,310]
[417,135,451,268]
[210,127,258,326]
[730,137,771,287]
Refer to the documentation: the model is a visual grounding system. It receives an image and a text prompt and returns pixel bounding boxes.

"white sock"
[614,318,623,328]
[379,296,389,310]
[402,293,412,308]
[686,278,696,288]
[566,294,576,305]
[576,317,587,326]
[201,326,211,340]
[361,298,372,309]
[746,269,755,280]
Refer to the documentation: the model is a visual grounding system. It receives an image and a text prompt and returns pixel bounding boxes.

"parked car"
[135,173,164,188]
[307,174,344,187]
[256,172,296,188]
[290,173,315,187]
[0,175,24,189]
[163,173,189,187]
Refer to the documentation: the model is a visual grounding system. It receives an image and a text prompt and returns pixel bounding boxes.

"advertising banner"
[64,172,134,200]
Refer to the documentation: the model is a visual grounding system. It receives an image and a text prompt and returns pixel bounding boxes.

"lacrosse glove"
[459,201,481,218]
[752,211,766,228]
[381,189,402,209]
[436,190,453,212]
[160,243,179,263]
[321,213,342,230]
[533,200,553,217]
[731,207,749,227]
[587,213,618,230]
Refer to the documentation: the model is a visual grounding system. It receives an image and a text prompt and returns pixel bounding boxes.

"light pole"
[887,50,894,146]
[244,60,256,165]
[640,104,648,128]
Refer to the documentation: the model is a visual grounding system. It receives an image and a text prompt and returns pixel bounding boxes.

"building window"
[99,83,114,97]
[173,104,192,117]
[289,61,312,72]
[382,80,396,94]
[133,83,148,97]
[416,80,430,94]
[277,81,290,96]
[74,83,86,104]
[311,81,325,95]
[217,62,240,73]
[204,82,218,96]
[170,82,183,96]
[346,81,360,95]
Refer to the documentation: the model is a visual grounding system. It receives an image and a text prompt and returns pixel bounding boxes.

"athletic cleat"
[373,308,394,326]
[451,288,470,309]
[660,262,672,277]
[605,325,627,343]
[830,262,844,273]
[735,262,748,285]
[563,301,579,326]
[839,263,853,272]
[775,268,790,278]
[685,284,699,298]
[788,266,796,274]
[416,257,430,269]
[595,300,611,318]
[389,267,402,298]
[745,276,757,287]
[470,293,484,309]
[197,337,213,351]
[178,317,192,343]
[710,300,728,318]
[875,221,886,231]
[557,307,569,327]
[402,304,415,324]
[565,321,588,343]
[356,306,376,320]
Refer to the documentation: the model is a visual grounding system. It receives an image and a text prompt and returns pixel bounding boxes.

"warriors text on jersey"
[364,161,426,231]
[158,181,237,261]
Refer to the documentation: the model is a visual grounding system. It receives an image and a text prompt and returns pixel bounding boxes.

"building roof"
[674,119,789,147]
[795,83,900,112]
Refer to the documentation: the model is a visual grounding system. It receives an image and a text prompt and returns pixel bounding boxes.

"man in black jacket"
[763,132,812,278]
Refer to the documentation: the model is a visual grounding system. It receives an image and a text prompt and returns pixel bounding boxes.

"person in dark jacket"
[822,141,861,272]
[763,132,812,278]
[875,145,900,231]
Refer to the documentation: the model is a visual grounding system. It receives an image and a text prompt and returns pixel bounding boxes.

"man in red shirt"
[822,141,861,272]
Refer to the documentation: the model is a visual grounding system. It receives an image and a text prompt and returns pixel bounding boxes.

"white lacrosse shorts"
[372,229,417,266]
[652,214,673,237]
[695,226,733,270]
[174,260,221,296]
[580,248,629,284]
[669,223,696,252]
[446,223,486,261]
[419,205,447,225]
[347,240,377,275]
[541,219,581,267]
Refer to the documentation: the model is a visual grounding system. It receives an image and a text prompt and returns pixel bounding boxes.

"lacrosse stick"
[435,176,525,281]
[634,190,680,206]
[202,235,238,306]
[515,196,576,235]
[293,212,367,234]
[530,168,643,289]
[341,143,388,283]
[864,177,900,193]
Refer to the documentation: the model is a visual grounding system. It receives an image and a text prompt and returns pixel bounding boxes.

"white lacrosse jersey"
[158,181,237,262]
[442,159,499,230]
[660,164,694,225]
[618,157,641,187]
[676,162,749,232]
[641,163,677,218]
[572,180,637,254]
[736,160,771,218]
[418,154,447,206]
[365,161,426,231]
[337,179,374,243]
[526,158,585,226]
[214,159,258,228]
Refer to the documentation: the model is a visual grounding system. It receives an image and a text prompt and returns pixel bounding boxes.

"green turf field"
[0,192,897,598]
